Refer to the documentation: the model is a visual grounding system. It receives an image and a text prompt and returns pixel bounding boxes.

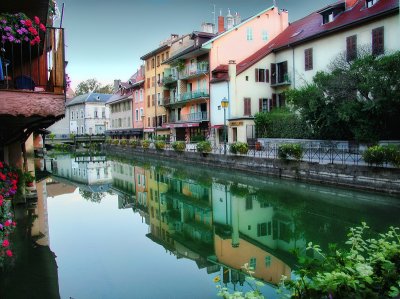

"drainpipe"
[291,45,296,89]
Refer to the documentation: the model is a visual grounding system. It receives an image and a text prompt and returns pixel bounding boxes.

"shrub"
[363,144,400,167]
[120,139,128,146]
[197,141,212,153]
[112,139,119,145]
[279,223,400,299]
[142,139,151,149]
[278,143,303,161]
[230,142,249,155]
[69,133,75,140]
[155,140,165,150]
[105,137,112,144]
[191,134,205,143]
[172,141,186,152]
[48,133,56,141]
[129,139,139,148]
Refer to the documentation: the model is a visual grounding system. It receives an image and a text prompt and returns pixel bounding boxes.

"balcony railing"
[179,63,209,80]
[0,27,66,94]
[180,90,209,101]
[169,111,208,123]
[271,73,291,87]
[162,75,178,86]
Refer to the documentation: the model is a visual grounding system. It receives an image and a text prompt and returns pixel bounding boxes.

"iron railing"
[169,111,208,123]
[0,27,65,94]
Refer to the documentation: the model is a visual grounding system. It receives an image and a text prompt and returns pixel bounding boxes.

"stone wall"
[104,145,400,195]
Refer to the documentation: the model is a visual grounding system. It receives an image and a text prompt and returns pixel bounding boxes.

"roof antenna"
[273,0,277,8]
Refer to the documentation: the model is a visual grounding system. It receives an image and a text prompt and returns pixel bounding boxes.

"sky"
[59,0,334,89]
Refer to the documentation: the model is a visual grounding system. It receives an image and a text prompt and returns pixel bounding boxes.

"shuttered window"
[271,94,277,110]
[346,35,357,62]
[244,98,251,116]
[305,48,313,71]
[147,95,150,108]
[255,68,269,82]
[259,98,268,112]
[372,27,384,56]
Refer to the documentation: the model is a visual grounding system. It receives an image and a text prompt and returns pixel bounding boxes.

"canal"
[1,153,400,299]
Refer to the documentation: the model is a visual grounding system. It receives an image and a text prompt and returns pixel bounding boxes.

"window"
[265,256,272,267]
[262,30,268,41]
[366,0,378,8]
[151,76,155,87]
[147,78,150,88]
[146,61,150,71]
[147,117,150,127]
[245,76,249,81]
[94,109,98,118]
[271,61,288,84]
[232,128,237,142]
[245,197,253,210]
[161,53,165,62]
[151,58,155,69]
[257,223,267,236]
[166,51,169,59]
[71,111,74,119]
[140,108,144,119]
[249,257,256,270]
[157,55,160,67]
[152,94,156,106]
[97,168,100,179]
[255,68,269,83]
[147,95,150,108]
[136,109,139,121]
[259,98,268,112]
[102,108,105,118]
[81,110,84,118]
[140,89,143,101]
[244,98,251,116]
[346,35,357,62]
[157,93,161,105]
[372,27,384,56]
[81,126,84,134]
[323,12,334,24]
[246,27,253,41]
[305,48,313,71]
[135,91,139,102]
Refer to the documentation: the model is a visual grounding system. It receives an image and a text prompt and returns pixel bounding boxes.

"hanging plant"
[0,12,47,46]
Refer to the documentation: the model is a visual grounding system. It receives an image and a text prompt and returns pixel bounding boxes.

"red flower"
[0,162,3,168]
[2,240,9,247]
[12,221,17,227]
[0,199,3,206]
[30,40,36,46]
[25,19,32,27]
[34,16,40,25]
[40,24,46,32]
[34,36,40,43]
[28,27,38,36]
[6,250,12,257]
[0,173,6,181]
[4,220,12,227]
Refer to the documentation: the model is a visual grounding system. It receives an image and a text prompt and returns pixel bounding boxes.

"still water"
[2,154,400,299]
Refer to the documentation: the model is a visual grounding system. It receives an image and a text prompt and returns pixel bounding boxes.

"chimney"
[201,22,215,34]
[113,79,121,93]
[218,15,225,33]
[345,0,358,9]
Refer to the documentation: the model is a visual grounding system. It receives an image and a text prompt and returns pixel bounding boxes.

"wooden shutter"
[244,98,251,116]
[305,48,313,71]
[271,63,276,85]
[147,95,150,107]
[255,68,259,82]
[265,69,269,83]
[271,94,277,110]
[372,27,384,56]
[346,35,357,61]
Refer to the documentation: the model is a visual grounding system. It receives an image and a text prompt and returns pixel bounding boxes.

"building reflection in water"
[48,155,398,291]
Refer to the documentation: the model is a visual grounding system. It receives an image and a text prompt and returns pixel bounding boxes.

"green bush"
[48,133,56,141]
[196,141,212,153]
[279,223,400,299]
[129,139,139,148]
[155,140,165,150]
[363,144,400,167]
[105,137,112,144]
[112,139,119,145]
[230,142,249,155]
[120,139,128,146]
[172,141,186,152]
[278,143,303,161]
[142,139,151,149]
[191,134,205,143]
[69,133,75,139]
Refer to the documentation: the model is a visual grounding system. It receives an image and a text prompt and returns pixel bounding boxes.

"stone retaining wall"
[104,145,400,195]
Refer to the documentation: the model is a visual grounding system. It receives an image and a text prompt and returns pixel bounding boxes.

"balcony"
[271,73,291,87]
[0,26,66,145]
[162,75,178,86]
[180,90,209,101]
[170,111,208,123]
[179,63,209,80]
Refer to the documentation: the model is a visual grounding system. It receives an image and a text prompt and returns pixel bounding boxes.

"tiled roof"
[140,44,169,60]
[235,0,399,76]
[66,93,112,107]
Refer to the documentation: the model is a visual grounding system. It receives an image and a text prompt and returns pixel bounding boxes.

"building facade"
[68,93,111,135]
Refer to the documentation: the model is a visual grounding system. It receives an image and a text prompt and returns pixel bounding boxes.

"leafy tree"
[75,79,113,96]
[287,51,400,142]
[79,189,104,203]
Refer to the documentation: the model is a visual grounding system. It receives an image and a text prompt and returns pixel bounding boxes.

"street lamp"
[221,97,229,155]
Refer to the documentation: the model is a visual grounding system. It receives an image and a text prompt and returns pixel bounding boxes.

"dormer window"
[366,0,378,8]
[319,3,345,24]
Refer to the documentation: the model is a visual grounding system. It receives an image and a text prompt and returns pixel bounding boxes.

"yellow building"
[141,35,181,139]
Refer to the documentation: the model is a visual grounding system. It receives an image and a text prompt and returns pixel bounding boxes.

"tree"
[287,51,400,142]
[75,78,113,96]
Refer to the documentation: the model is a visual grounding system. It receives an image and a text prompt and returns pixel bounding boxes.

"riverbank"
[104,144,400,195]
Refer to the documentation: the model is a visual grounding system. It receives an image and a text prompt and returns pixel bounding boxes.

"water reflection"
[44,153,400,297]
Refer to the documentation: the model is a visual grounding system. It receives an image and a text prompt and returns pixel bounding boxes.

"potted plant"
[197,141,212,157]
[172,141,186,152]
[142,139,151,149]
[24,171,35,191]
[155,140,166,151]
